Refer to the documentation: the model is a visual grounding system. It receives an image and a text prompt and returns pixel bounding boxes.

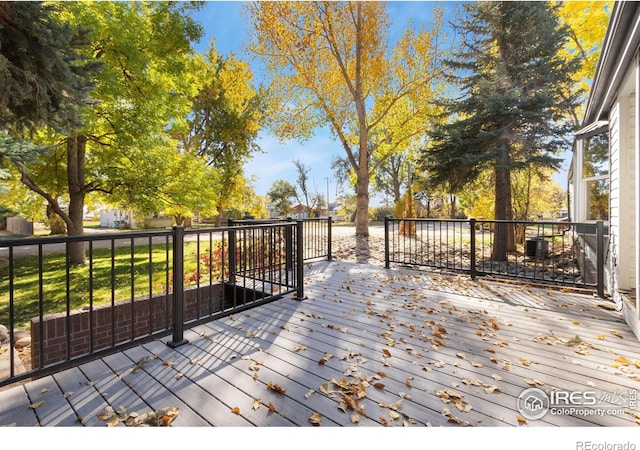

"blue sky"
[191,1,570,206]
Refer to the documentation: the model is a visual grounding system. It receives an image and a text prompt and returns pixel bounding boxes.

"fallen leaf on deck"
[253,398,262,410]
[106,416,120,427]
[351,414,360,424]
[309,412,322,425]
[436,389,471,412]
[267,381,286,395]
[516,415,529,425]
[447,416,470,426]
[268,403,276,412]
[616,356,630,365]
[231,407,240,415]
[305,389,315,399]
[97,406,114,420]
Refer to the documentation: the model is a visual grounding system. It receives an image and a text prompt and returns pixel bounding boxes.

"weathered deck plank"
[23,374,82,426]
[0,261,638,428]
[0,384,39,426]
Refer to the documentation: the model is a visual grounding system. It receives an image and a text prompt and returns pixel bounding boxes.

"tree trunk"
[66,135,87,265]
[46,204,67,235]
[355,168,370,237]
[492,158,514,261]
[400,165,415,236]
[449,194,457,219]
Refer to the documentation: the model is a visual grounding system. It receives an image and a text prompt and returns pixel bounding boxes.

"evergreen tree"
[0,1,95,133]
[420,1,579,261]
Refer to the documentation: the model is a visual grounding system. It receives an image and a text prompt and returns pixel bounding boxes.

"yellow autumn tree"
[247,1,443,237]
[554,0,613,125]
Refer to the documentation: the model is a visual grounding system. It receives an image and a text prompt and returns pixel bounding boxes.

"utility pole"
[326,177,330,214]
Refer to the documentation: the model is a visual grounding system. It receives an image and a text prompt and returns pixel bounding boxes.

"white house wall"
[608,64,637,308]
[621,92,637,292]
[608,99,619,297]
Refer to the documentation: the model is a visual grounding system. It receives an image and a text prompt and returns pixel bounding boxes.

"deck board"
[1,261,639,428]
[0,384,38,426]
[23,375,82,426]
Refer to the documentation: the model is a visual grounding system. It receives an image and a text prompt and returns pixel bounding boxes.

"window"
[582,131,609,221]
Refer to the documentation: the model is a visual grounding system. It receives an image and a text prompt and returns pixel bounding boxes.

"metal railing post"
[229,225,237,284]
[285,220,293,271]
[327,216,332,261]
[296,220,305,300]
[596,220,605,297]
[469,218,477,279]
[168,226,188,348]
[384,215,391,269]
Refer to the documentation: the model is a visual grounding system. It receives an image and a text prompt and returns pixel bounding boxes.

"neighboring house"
[99,208,138,229]
[99,208,173,229]
[291,204,310,220]
[571,1,640,339]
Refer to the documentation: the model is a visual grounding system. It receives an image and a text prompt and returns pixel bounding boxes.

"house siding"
[608,100,619,295]
[622,93,637,291]
[608,73,637,305]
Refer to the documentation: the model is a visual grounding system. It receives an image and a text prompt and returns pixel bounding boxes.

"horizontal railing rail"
[0,221,312,388]
[385,216,605,295]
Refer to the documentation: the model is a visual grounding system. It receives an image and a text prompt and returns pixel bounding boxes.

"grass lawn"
[0,241,218,330]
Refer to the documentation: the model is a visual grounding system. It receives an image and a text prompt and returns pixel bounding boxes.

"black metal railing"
[385,217,606,295]
[0,221,310,388]
[229,216,332,262]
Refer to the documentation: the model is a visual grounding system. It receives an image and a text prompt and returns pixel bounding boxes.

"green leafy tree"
[371,150,408,205]
[0,1,98,201]
[177,42,265,225]
[421,1,579,261]
[15,1,203,264]
[267,180,297,218]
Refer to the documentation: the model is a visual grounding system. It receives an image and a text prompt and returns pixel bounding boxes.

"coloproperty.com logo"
[517,387,637,420]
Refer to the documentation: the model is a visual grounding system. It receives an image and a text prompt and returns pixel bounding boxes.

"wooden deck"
[1,260,640,428]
